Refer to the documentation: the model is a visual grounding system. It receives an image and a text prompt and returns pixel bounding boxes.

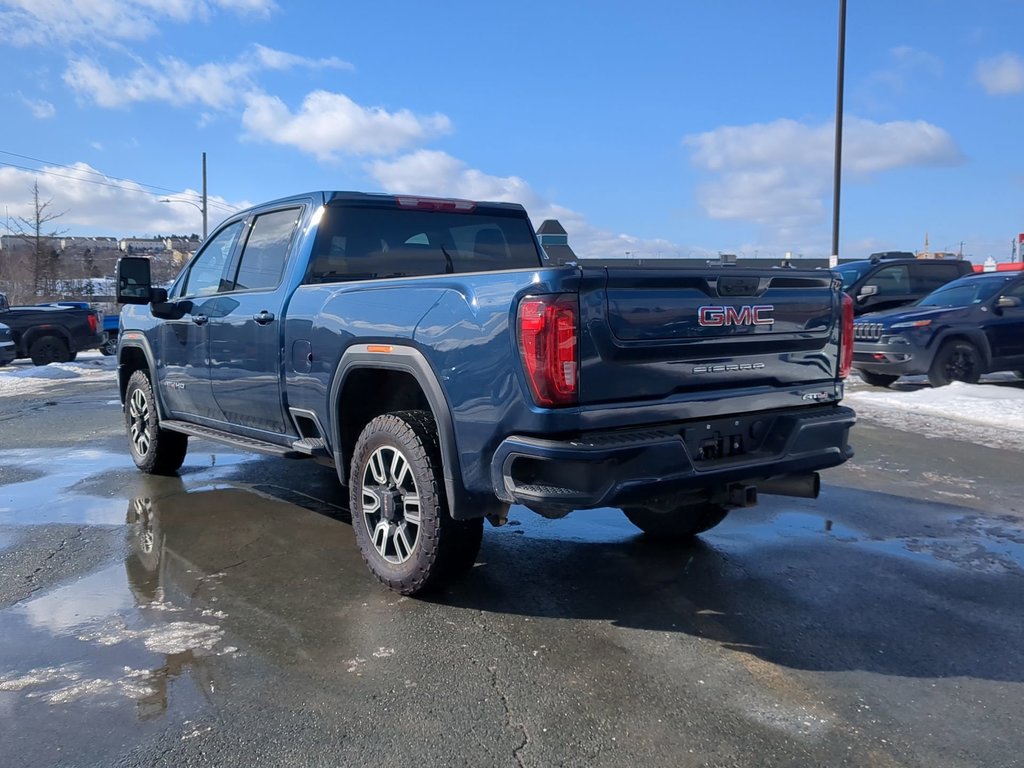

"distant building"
[536,219,578,265]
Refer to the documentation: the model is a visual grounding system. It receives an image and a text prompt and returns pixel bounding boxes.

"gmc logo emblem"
[698,305,775,327]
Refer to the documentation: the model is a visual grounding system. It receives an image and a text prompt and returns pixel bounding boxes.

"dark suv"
[852,271,1024,387]
[838,255,973,316]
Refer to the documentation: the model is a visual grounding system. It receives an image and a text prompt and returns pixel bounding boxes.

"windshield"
[837,263,871,291]
[918,276,1010,307]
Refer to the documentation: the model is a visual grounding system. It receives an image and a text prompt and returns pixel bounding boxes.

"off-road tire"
[622,503,729,541]
[349,410,483,595]
[928,340,982,388]
[125,370,188,474]
[29,335,71,366]
[857,369,899,388]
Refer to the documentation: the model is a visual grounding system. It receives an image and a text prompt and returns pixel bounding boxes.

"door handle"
[253,310,276,325]
[192,314,208,326]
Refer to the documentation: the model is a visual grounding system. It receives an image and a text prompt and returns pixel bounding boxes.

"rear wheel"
[928,340,982,387]
[622,503,728,541]
[349,410,482,595]
[125,370,188,474]
[29,335,70,366]
[857,369,899,388]
[101,336,117,356]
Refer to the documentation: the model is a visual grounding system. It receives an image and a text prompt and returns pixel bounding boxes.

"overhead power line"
[0,149,240,215]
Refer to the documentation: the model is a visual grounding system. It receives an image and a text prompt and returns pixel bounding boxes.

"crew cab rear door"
[206,205,305,435]
[578,267,840,405]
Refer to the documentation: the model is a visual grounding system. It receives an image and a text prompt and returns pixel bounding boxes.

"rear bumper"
[490,405,856,511]
[76,332,105,352]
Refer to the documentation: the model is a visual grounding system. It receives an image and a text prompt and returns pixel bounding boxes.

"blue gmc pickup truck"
[115,191,856,594]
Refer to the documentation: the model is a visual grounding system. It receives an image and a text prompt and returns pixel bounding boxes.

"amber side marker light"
[367,345,394,353]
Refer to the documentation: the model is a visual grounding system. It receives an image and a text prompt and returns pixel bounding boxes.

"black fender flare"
[329,343,502,521]
[117,333,170,421]
[22,325,74,355]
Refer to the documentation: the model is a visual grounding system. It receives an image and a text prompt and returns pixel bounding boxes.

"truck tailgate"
[579,267,840,404]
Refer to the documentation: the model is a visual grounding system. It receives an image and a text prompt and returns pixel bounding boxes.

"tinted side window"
[863,265,910,296]
[181,221,245,297]
[232,208,301,292]
[910,263,961,294]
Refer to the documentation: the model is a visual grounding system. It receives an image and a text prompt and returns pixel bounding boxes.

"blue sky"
[0,0,1021,262]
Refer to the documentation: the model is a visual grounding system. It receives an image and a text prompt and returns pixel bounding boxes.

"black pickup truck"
[0,292,104,365]
[115,191,857,594]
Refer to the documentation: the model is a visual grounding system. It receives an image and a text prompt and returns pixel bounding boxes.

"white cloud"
[242,92,452,160]
[683,117,963,243]
[976,52,1024,95]
[64,45,350,110]
[0,162,246,236]
[0,0,275,45]
[368,150,689,259]
[20,94,55,119]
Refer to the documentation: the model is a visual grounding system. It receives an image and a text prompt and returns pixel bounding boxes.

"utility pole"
[830,0,847,269]
[201,151,208,240]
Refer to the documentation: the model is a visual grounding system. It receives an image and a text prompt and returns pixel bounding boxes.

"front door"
[987,279,1024,363]
[156,221,245,421]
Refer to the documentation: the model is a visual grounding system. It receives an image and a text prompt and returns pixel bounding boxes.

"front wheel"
[125,370,188,474]
[350,410,482,595]
[856,369,899,388]
[928,341,982,387]
[622,503,728,541]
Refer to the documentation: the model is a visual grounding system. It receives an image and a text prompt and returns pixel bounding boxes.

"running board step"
[291,437,330,458]
[161,420,307,459]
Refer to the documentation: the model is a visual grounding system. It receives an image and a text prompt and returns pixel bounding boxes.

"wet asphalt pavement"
[1,376,1023,767]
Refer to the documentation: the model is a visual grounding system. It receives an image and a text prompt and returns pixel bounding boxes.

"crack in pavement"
[487,664,529,768]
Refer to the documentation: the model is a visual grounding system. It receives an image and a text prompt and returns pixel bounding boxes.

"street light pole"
[830,0,847,269]
[201,151,208,240]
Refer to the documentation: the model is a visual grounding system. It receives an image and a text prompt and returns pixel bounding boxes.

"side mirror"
[996,295,1022,309]
[0,293,9,313]
[117,257,154,304]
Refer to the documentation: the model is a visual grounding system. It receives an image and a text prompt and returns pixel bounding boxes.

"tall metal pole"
[830,0,847,268]
[201,151,208,240]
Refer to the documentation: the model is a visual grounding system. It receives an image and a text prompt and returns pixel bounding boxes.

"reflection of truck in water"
[116,191,856,595]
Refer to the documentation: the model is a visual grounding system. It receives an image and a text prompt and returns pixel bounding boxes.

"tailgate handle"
[717,276,761,297]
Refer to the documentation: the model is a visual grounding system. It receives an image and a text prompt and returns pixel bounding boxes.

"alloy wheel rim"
[947,350,975,381]
[361,445,421,564]
[128,387,151,456]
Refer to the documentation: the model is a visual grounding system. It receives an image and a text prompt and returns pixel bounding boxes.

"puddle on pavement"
[715,510,1024,575]
[0,469,369,726]
[0,448,257,526]
[0,555,230,723]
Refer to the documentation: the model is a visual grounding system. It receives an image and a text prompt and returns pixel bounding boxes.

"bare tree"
[8,182,68,298]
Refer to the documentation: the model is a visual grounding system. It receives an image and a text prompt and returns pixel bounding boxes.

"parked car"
[35,300,120,355]
[0,292,104,365]
[852,271,1024,387]
[114,190,855,595]
[0,321,15,365]
[838,255,973,316]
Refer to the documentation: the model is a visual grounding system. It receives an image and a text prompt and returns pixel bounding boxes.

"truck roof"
[243,191,529,216]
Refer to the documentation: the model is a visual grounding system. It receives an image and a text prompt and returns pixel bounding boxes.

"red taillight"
[839,292,854,379]
[517,294,578,407]
[88,314,98,334]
